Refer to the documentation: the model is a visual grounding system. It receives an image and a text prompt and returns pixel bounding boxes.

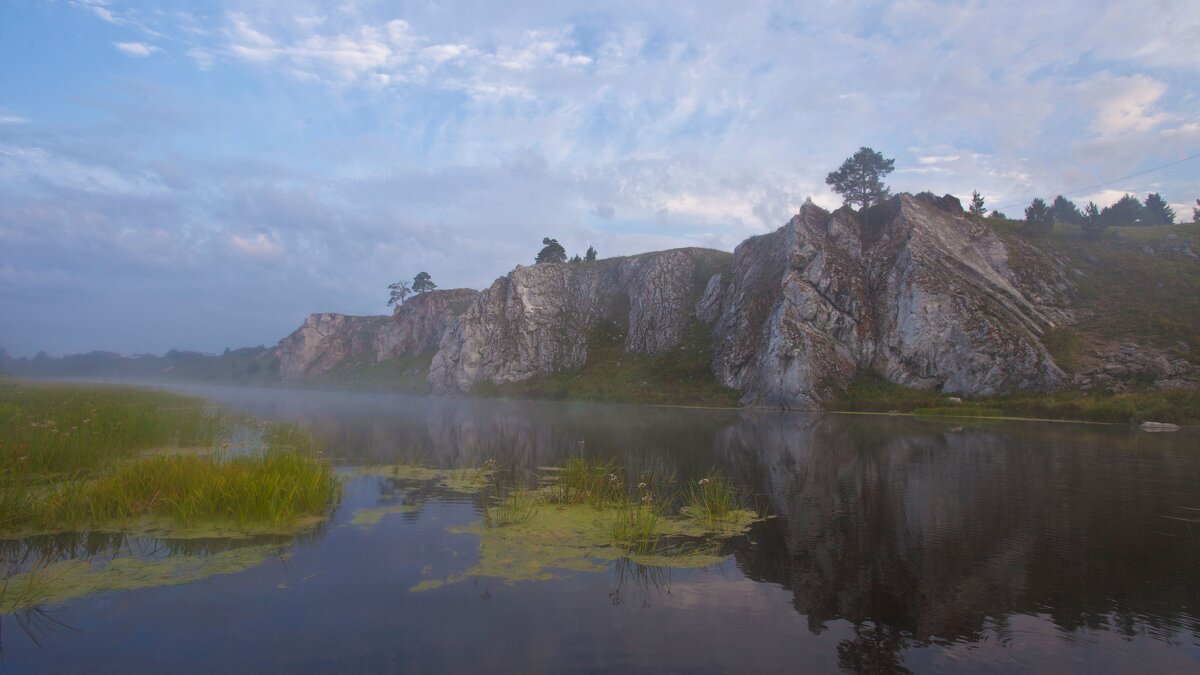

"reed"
[606,501,663,554]
[547,456,625,506]
[682,471,738,529]
[484,486,540,527]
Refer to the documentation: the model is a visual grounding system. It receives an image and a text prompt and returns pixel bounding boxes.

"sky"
[2,0,1198,357]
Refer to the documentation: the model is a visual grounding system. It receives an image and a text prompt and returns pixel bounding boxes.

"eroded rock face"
[429,248,729,393]
[276,313,391,382]
[276,289,481,383]
[374,288,480,360]
[703,194,1066,407]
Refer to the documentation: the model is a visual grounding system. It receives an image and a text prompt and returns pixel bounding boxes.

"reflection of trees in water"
[719,413,1200,670]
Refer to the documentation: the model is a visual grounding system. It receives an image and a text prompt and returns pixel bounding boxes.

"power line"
[990,150,1200,212]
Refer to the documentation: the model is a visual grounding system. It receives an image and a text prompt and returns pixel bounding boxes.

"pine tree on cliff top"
[535,238,567,264]
[968,191,986,217]
[413,271,437,293]
[825,147,895,209]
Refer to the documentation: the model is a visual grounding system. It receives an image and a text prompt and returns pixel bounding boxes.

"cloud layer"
[2,0,1199,356]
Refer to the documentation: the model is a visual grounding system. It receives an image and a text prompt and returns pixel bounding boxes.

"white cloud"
[75,0,116,24]
[114,41,159,57]
[187,48,215,70]
[420,43,472,64]
[0,115,28,125]
[228,232,284,260]
[1084,74,1172,136]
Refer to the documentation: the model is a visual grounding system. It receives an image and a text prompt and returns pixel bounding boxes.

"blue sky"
[2,0,1198,357]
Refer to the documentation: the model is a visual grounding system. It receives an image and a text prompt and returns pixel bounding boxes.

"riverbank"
[824,373,1200,425]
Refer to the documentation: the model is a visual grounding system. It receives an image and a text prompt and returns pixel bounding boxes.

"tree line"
[823,147,1196,239]
[386,150,1193,306]
[1014,192,1178,239]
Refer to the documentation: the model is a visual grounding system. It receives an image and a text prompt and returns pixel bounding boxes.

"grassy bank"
[472,320,740,407]
[827,373,1200,424]
[995,220,1200,360]
[0,381,340,537]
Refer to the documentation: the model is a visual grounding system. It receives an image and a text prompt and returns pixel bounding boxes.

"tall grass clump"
[606,501,663,555]
[683,471,738,529]
[548,456,625,506]
[23,451,342,531]
[483,486,540,528]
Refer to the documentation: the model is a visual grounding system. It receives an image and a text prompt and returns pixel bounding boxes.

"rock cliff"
[428,248,729,393]
[277,313,391,382]
[277,194,1086,404]
[700,193,1066,407]
[277,288,480,383]
[374,288,479,360]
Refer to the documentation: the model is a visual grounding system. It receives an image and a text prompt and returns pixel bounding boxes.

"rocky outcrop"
[701,193,1066,407]
[276,313,392,382]
[277,289,481,383]
[429,249,729,393]
[1073,341,1197,393]
[374,288,479,360]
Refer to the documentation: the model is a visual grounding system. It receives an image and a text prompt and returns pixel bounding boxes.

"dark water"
[2,385,1199,673]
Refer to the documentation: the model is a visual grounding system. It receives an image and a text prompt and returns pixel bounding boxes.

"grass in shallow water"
[0,381,232,477]
[0,382,341,537]
[377,458,764,588]
[681,471,738,530]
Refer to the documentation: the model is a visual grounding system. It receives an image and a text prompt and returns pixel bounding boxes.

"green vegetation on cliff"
[472,319,739,407]
[998,220,1200,359]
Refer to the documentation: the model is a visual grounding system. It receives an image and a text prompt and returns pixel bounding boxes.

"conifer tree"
[825,147,895,209]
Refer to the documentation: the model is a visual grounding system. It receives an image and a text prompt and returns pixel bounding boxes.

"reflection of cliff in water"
[201,387,738,473]
[720,413,1200,666]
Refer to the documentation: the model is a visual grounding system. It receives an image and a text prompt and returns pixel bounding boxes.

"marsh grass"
[682,472,738,530]
[485,487,540,527]
[606,501,663,554]
[0,381,233,477]
[0,381,341,536]
[547,456,625,506]
[3,451,341,534]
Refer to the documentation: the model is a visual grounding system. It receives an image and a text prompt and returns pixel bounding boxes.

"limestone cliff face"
[701,193,1066,407]
[277,313,391,382]
[279,195,1072,403]
[374,288,480,360]
[428,248,729,393]
[277,289,481,383]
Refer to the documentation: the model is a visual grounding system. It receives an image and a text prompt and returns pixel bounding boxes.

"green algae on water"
[411,499,761,591]
[0,544,283,613]
[349,504,421,527]
[353,464,494,494]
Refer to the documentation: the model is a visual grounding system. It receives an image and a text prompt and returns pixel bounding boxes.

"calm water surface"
[2,385,1198,673]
